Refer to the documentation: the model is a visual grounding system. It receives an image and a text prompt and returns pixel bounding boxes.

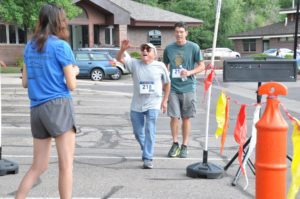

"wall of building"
[256,38,264,53]
[0,44,24,66]
[269,38,297,49]
[126,26,174,59]
[234,37,300,57]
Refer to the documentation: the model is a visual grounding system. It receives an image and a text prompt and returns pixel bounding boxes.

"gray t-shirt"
[124,57,170,112]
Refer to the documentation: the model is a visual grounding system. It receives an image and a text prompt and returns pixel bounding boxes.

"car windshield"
[205,48,229,53]
[264,49,277,53]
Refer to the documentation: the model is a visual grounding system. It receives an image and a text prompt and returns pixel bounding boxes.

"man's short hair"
[174,21,188,30]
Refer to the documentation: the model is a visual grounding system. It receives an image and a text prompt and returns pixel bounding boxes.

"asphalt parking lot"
[1,73,299,198]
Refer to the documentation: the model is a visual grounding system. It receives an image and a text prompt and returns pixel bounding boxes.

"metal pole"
[293,0,299,59]
[203,0,222,163]
[186,0,224,179]
[293,0,295,8]
[0,87,2,160]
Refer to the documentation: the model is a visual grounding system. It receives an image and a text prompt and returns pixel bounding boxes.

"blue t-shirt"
[24,35,75,107]
[163,41,203,93]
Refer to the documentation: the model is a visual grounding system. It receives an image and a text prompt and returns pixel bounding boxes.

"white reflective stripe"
[242,104,261,190]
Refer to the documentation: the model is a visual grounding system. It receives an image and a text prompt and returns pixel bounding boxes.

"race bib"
[172,68,183,78]
[139,81,155,94]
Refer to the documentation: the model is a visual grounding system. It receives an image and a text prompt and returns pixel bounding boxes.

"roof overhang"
[130,20,202,27]
[74,0,131,25]
[228,36,261,40]
[279,9,300,14]
[229,34,298,40]
[263,34,295,39]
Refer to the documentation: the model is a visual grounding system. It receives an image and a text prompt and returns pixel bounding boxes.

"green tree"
[132,0,292,49]
[0,0,81,42]
[218,0,245,48]
[279,0,295,9]
[242,0,282,29]
[161,0,215,48]
[133,0,159,6]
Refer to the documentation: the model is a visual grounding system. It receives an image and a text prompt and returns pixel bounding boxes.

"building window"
[9,25,17,43]
[104,26,115,46]
[18,27,25,44]
[279,37,294,42]
[149,30,161,46]
[0,24,7,43]
[0,24,25,44]
[94,25,101,47]
[105,26,114,45]
[82,25,89,47]
[243,39,256,52]
[104,28,110,45]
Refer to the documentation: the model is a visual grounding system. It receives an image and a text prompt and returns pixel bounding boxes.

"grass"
[0,66,22,73]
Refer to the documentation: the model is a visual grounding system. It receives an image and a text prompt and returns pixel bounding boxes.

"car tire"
[110,68,122,80]
[90,68,104,81]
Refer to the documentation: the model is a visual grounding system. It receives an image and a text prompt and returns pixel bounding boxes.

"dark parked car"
[73,50,120,81]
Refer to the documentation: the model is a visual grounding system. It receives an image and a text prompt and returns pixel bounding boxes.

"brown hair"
[174,21,188,30]
[33,3,69,52]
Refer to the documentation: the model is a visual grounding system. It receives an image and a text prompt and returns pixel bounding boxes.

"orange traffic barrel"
[255,82,288,199]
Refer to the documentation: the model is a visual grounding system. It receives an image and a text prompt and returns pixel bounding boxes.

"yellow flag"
[215,91,227,138]
[287,118,300,199]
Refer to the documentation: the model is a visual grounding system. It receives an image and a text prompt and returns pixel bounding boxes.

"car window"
[264,49,277,53]
[91,53,108,61]
[108,50,117,57]
[76,53,90,61]
[282,49,293,53]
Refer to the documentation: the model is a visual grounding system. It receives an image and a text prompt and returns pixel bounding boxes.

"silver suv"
[78,47,131,79]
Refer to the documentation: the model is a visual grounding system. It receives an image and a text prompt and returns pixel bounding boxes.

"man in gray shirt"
[116,40,170,169]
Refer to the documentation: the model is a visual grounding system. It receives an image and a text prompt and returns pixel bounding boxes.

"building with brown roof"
[0,0,202,65]
[228,7,300,57]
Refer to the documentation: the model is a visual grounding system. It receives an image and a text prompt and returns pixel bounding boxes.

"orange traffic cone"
[256,82,288,199]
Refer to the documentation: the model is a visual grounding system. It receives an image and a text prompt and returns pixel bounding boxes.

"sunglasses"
[140,46,152,52]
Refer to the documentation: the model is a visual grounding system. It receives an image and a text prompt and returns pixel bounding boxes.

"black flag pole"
[293,0,299,59]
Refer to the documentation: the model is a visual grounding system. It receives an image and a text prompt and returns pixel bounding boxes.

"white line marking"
[2,155,228,161]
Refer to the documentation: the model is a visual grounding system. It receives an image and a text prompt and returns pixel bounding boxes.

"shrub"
[0,66,22,73]
[130,51,140,59]
[250,53,268,60]
[284,54,293,59]
[16,57,24,67]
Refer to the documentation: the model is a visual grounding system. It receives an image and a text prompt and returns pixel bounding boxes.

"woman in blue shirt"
[16,4,79,199]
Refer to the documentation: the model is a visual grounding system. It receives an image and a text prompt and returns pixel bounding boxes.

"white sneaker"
[143,160,153,169]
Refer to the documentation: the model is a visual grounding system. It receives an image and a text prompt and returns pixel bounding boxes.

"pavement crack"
[102,185,124,199]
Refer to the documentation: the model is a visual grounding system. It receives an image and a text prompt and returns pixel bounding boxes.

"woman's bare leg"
[55,130,75,199]
[15,138,51,199]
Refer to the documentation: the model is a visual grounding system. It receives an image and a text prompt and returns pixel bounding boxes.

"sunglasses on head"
[140,46,152,52]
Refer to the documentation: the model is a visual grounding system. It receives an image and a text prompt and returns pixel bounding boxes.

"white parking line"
[0,198,139,199]
[0,198,106,199]
[2,154,228,161]
[76,88,132,97]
